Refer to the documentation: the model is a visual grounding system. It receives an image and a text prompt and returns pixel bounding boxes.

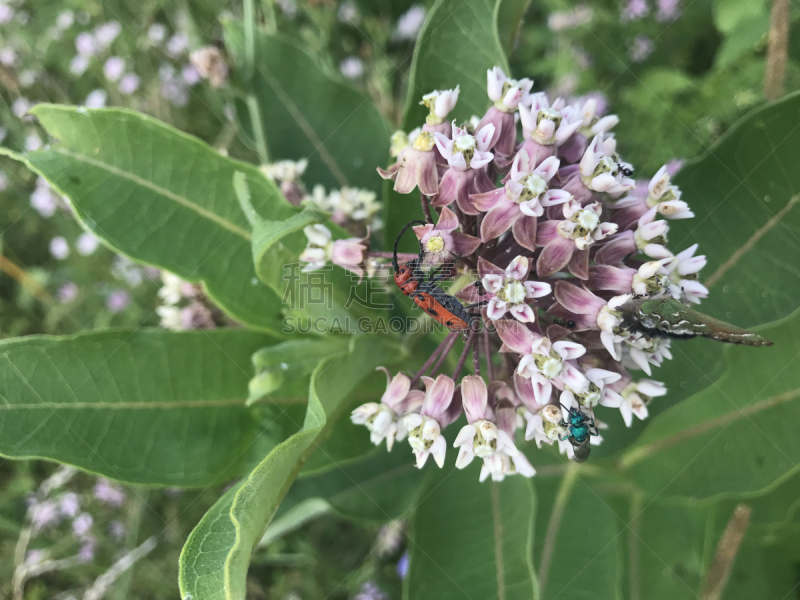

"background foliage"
[2,0,800,598]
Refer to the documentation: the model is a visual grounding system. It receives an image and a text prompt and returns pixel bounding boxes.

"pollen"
[426,236,445,253]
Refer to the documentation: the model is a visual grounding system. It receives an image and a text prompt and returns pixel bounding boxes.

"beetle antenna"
[392,220,426,274]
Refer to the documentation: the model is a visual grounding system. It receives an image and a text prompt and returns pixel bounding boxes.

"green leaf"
[600,92,800,456]
[234,171,379,327]
[621,309,800,500]
[248,336,351,404]
[1,105,293,334]
[626,499,711,599]
[715,15,770,69]
[0,329,270,486]
[386,0,511,248]
[534,469,622,600]
[286,447,425,521]
[713,0,767,34]
[225,24,391,193]
[405,461,537,600]
[179,334,401,600]
[497,0,533,59]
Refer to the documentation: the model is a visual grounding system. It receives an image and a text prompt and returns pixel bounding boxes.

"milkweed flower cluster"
[288,66,704,480]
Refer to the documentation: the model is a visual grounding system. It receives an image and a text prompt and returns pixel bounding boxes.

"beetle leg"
[465,300,489,310]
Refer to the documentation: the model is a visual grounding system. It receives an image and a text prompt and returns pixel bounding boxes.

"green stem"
[261,0,277,33]
[246,94,270,165]
[243,0,256,84]
[111,491,147,600]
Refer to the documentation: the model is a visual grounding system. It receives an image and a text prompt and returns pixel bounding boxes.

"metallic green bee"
[618,294,773,347]
[558,404,599,463]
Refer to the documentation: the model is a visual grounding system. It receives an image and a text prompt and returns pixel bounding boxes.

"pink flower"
[472,151,570,249]
[453,376,521,471]
[487,66,533,111]
[516,93,583,169]
[480,256,551,322]
[431,123,496,214]
[553,281,627,359]
[351,369,425,450]
[403,375,459,468]
[579,134,635,196]
[559,368,623,410]
[617,379,666,426]
[535,200,617,278]
[412,206,480,264]
[496,320,588,405]
[662,244,708,304]
[299,224,369,279]
[421,86,460,126]
[378,130,439,196]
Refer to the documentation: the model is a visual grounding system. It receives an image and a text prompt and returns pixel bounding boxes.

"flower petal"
[495,319,541,354]
[480,202,520,241]
[537,237,574,277]
[512,214,538,251]
[461,375,490,422]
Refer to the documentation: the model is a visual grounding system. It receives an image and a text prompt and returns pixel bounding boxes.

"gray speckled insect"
[618,294,773,347]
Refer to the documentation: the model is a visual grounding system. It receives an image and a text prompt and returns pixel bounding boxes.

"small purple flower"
[339,56,364,79]
[103,56,125,82]
[59,492,80,517]
[181,64,201,86]
[109,520,126,540]
[50,237,70,260]
[58,282,79,303]
[106,290,131,313]
[411,206,480,264]
[431,123,495,214]
[0,5,14,24]
[403,375,458,468]
[629,36,654,62]
[79,535,97,562]
[473,151,570,248]
[72,512,93,537]
[393,5,426,41]
[351,369,425,451]
[75,32,97,56]
[622,0,649,21]
[378,130,439,197]
[118,73,140,95]
[166,33,189,58]
[480,256,551,323]
[656,0,680,21]
[397,551,410,578]
[85,89,107,108]
[76,232,100,256]
[70,54,90,76]
[31,500,61,531]
[94,21,121,49]
[148,23,167,45]
[354,581,387,600]
[94,478,126,506]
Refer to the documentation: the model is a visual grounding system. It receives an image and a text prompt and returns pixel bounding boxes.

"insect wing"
[640,297,772,346]
[571,438,591,463]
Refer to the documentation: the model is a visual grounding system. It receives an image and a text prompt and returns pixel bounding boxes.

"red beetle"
[392,220,484,331]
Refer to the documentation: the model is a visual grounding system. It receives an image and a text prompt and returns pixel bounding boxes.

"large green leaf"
[0,329,269,486]
[225,24,391,193]
[386,0,511,249]
[179,334,401,600]
[621,309,800,501]
[600,92,800,456]
[405,461,537,600]
[234,172,382,328]
[533,469,622,600]
[287,447,425,521]
[1,105,292,335]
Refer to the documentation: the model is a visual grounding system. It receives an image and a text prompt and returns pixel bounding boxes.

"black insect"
[553,317,576,329]
[616,161,634,178]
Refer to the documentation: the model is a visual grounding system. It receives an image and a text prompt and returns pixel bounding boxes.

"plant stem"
[764,0,790,101]
[472,336,480,376]
[484,328,493,381]
[452,330,476,380]
[246,94,270,165]
[409,331,458,386]
[430,332,459,376]
[419,192,433,224]
[111,491,147,600]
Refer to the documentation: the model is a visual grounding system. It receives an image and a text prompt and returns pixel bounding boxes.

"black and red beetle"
[392,220,484,331]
